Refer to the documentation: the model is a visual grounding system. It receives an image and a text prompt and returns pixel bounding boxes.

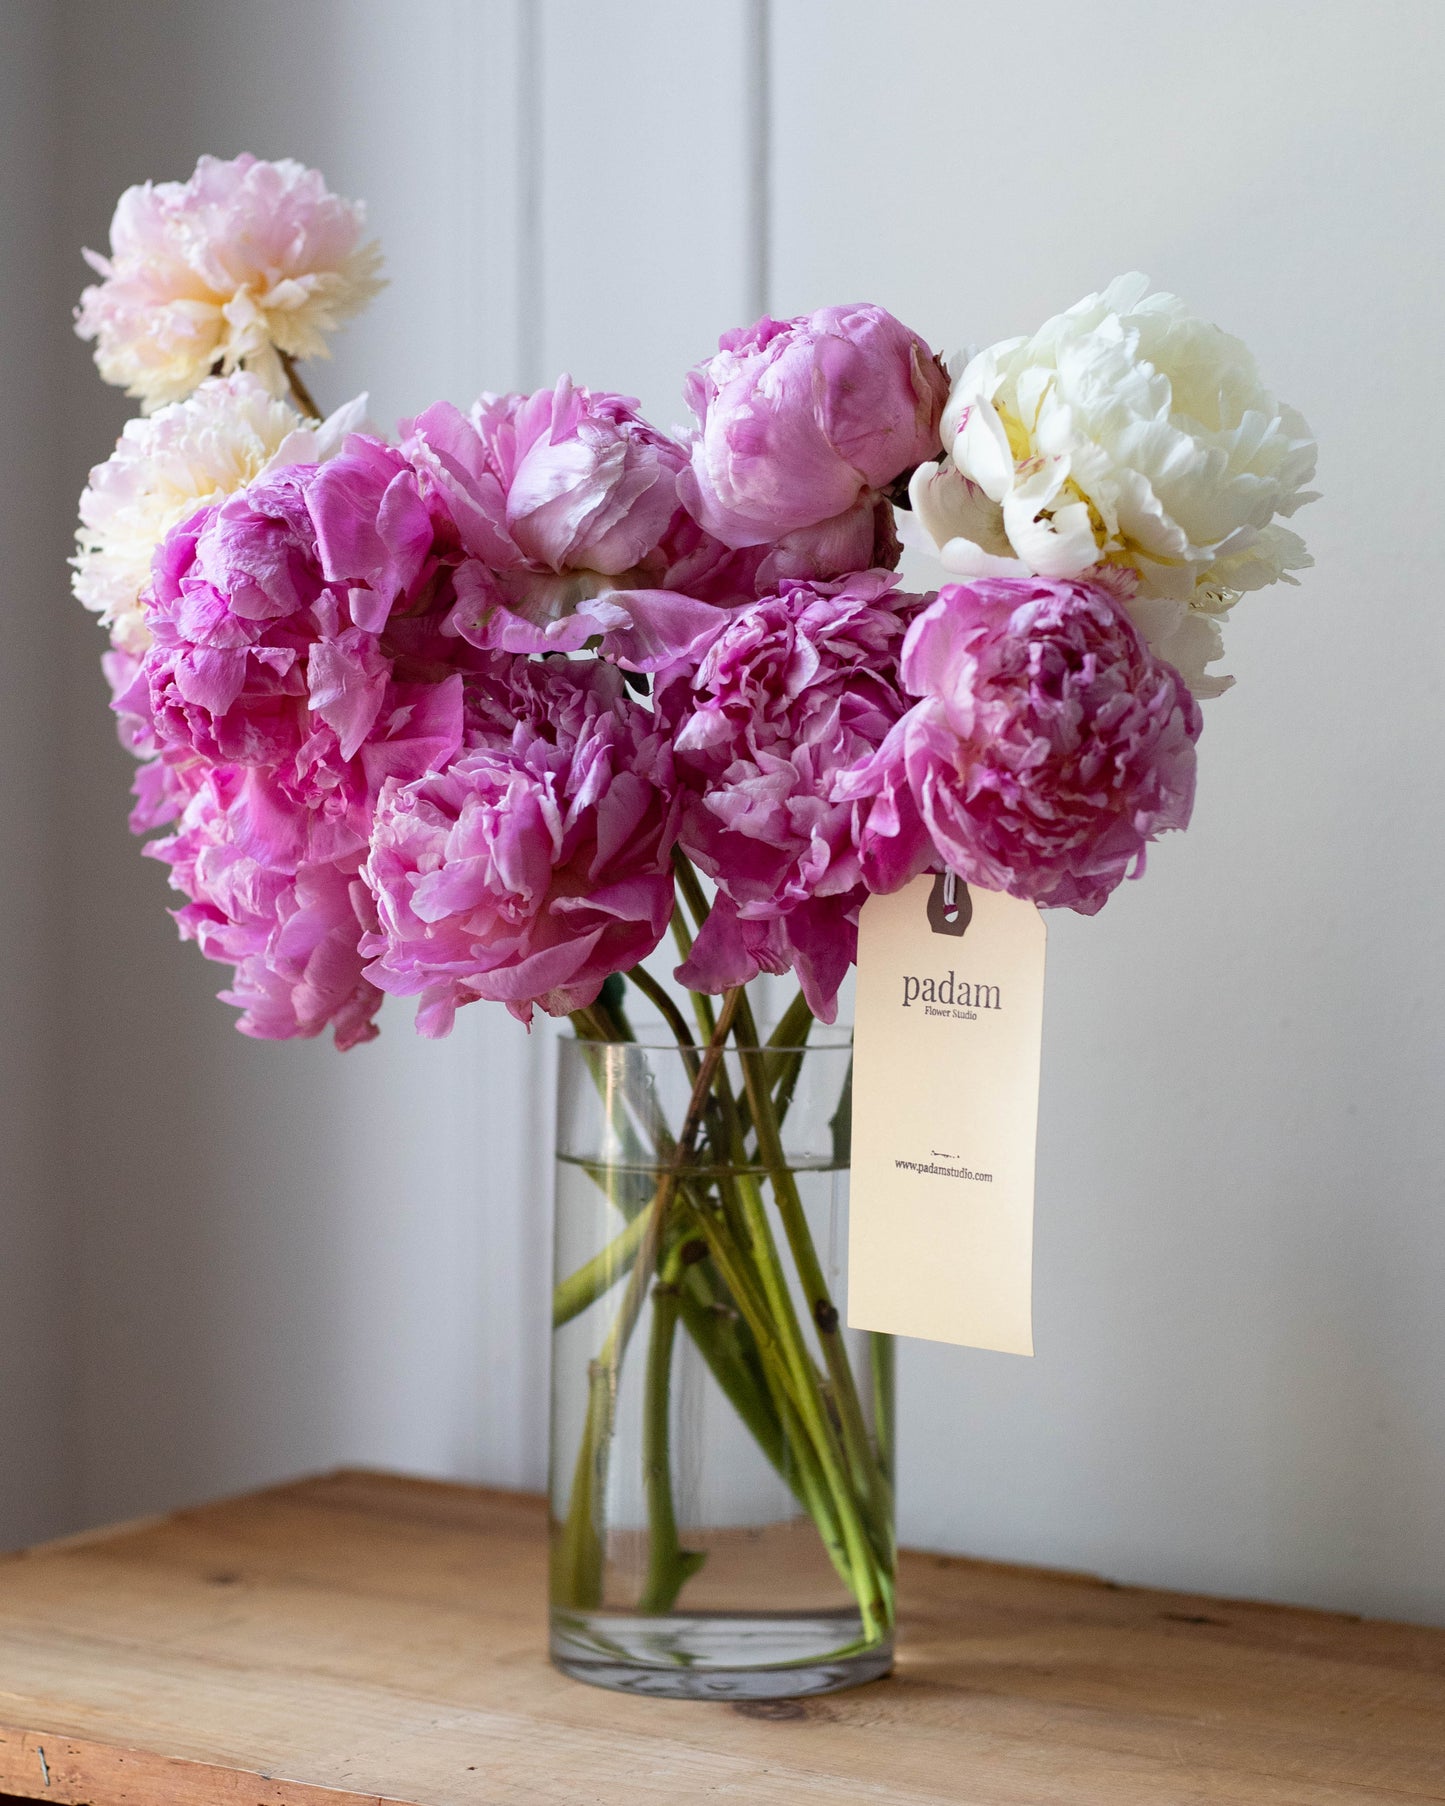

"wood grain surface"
[0,1470,1441,1805]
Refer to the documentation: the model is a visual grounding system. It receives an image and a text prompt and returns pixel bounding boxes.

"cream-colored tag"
[847,874,1046,1355]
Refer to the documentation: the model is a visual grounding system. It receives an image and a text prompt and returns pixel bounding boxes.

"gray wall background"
[3,0,1442,1624]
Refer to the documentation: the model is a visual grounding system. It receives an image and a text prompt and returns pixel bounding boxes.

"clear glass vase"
[549,1029,895,1699]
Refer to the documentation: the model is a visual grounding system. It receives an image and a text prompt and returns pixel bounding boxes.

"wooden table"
[0,1470,1441,1805]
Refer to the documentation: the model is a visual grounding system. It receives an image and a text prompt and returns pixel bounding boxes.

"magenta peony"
[677,306,948,579]
[361,659,679,1032]
[846,577,1202,913]
[659,570,923,1019]
[75,154,384,413]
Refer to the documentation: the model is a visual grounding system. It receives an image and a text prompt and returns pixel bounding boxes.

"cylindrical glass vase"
[549,1031,894,1699]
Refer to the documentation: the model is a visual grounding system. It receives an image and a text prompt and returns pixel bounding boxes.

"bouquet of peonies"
[72,153,1319,1698]
[73,154,1317,1053]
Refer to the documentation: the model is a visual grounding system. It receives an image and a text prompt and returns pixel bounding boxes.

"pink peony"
[659,570,924,1019]
[677,306,948,577]
[112,443,469,1048]
[306,434,438,632]
[402,380,713,642]
[75,154,384,412]
[128,457,465,868]
[134,470,323,770]
[147,763,381,1049]
[845,577,1202,913]
[254,673,465,871]
[72,371,368,657]
[102,646,203,835]
[651,509,772,607]
[663,494,899,602]
[361,659,678,1031]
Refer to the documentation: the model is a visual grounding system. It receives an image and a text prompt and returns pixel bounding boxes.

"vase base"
[549,1607,893,1699]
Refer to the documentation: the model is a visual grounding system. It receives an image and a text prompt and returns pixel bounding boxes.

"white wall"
[768,0,1445,1623]
[4,0,1441,1625]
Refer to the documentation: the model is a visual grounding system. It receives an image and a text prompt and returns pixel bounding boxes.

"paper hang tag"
[847,873,1047,1356]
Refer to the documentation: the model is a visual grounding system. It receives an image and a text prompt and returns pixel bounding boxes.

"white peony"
[73,371,368,655]
[910,274,1318,696]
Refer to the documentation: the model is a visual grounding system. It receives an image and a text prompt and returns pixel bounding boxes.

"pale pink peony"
[845,577,1202,913]
[401,380,718,644]
[361,659,678,1031]
[677,306,947,579]
[76,154,384,412]
[659,570,924,1019]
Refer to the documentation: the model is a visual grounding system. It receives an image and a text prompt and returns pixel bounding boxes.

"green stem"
[552,1205,652,1329]
[595,974,636,1042]
[764,996,815,1133]
[727,1165,889,1637]
[672,847,713,937]
[735,1020,895,1586]
[669,853,817,1138]
[552,964,719,1329]
[870,1332,896,1485]
[558,1007,859,1601]
[553,954,740,1334]
[767,988,815,1053]
[565,1007,674,1215]
[552,990,742,1610]
[678,1197,859,1596]
[668,901,717,1044]
[671,866,891,1627]
[623,966,700,1074]
[278,350,322,420]
[568,1003,609,1042]
[673,1282,790,1476]
[637,1243,706,1613]
[554,881,893,1639]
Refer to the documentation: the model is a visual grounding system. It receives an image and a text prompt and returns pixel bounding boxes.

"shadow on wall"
[47,0,555,1537]
[0,0,74,1550]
